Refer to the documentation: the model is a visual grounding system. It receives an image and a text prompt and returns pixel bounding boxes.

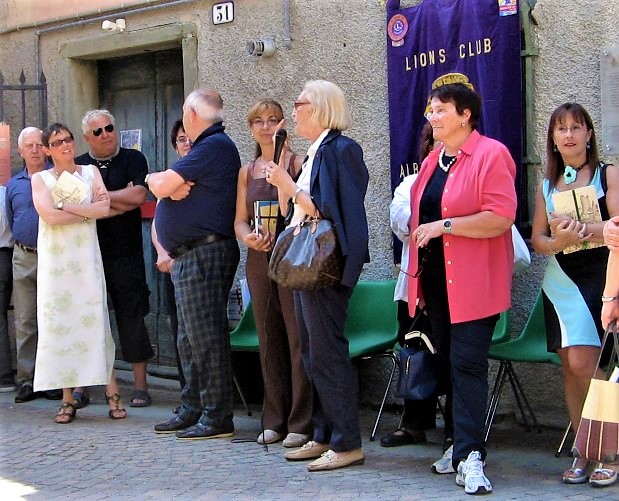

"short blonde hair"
[302,80,351,131]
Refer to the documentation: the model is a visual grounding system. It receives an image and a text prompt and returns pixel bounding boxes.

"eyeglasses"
[22,143,44,150]
[555,124,586,135]
[251,118,280,128]
[293,101,311,110]
[176,136,192,145]
[412,250,430,278]
[92,124,115,136]
[49,136,74,148]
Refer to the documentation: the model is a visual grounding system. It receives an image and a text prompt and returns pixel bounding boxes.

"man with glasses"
[6,127,62,403]
[75,109,153,408]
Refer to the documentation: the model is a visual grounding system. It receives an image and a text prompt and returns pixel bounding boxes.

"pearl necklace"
[563,162,587,185]
[438,147,457,172]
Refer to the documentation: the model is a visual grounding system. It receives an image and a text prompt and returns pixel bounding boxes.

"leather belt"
[169,234,230,259]
[16,242,37,254]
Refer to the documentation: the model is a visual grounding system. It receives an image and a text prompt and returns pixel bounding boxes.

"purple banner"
[386,0,522,192]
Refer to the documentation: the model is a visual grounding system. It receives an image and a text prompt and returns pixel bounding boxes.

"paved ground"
[1,371,616,500]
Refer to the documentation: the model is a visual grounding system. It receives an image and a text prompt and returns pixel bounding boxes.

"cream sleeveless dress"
[33,165,115,391]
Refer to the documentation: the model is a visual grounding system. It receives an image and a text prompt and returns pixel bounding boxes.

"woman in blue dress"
[531,103,619,485]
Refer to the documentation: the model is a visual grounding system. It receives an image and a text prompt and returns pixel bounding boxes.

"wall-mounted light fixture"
[101,19,126,33]
[246,38,276,57]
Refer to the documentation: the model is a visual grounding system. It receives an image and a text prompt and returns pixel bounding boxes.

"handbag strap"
[403,331,437,354]
[595,321,619,376]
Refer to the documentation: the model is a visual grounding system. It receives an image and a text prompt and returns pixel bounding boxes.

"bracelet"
[547,238,558,255]
[601,296,618,303]
[292,187,302,204]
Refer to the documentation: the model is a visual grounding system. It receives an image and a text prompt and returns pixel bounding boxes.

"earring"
[586,141,591,150]
[553,144,558,153]
[461,121,466,128]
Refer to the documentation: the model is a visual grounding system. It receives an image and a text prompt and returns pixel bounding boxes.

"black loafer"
[380,428,426,447]
[154,415,199,434]
[175,422,234,440]
[15,383,36,403]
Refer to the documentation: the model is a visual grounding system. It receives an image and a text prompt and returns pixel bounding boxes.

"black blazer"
[309,130,370,287]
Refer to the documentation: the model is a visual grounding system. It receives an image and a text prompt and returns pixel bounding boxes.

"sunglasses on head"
[92,124,114,136]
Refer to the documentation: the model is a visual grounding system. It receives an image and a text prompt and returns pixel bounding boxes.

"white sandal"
[589,468,618,488]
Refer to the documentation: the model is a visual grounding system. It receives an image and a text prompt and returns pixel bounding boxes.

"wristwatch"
[144,173,151,185]
[56,201,64,210]
[442,218,452,234]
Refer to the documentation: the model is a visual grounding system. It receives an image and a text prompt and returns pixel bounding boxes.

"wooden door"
[98,48,184,369]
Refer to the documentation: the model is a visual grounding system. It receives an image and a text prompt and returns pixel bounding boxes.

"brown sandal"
[106,393,127,420]
[55,401,76,424]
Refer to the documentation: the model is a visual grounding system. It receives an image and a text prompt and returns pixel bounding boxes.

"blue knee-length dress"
[541,164,609,351]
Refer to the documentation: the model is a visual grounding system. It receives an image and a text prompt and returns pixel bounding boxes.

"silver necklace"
[438,147,457,172]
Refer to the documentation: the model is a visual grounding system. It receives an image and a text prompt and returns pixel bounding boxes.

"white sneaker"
[455,450,492,495]
[431,444,455,474]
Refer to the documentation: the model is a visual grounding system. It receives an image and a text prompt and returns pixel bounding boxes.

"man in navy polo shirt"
[148,88,240,440]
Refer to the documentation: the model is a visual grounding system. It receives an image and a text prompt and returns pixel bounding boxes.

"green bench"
[229,279,399,437]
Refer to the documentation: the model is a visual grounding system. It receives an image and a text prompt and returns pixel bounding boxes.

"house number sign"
[212,2,234,25]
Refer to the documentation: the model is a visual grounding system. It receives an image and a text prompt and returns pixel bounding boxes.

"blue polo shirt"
[155,122,240,251]
[6,169,40,248]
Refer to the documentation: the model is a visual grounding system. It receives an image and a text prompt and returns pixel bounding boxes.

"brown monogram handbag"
[268,212,342,290]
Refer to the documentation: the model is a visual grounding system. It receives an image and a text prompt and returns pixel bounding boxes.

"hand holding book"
[51,171,89,206]
[551,185,603,254]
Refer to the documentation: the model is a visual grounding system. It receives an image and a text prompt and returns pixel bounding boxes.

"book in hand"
[551,185,603,254]
[254,200,279,235]
[51,170,89,206]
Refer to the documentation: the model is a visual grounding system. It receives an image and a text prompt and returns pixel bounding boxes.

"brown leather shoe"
[307,448,365,471]
[284,441,329,461]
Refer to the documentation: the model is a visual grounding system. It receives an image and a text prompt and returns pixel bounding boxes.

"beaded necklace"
[438,147,457,172]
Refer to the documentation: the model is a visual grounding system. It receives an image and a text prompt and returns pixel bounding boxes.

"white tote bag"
[512,225,531,274]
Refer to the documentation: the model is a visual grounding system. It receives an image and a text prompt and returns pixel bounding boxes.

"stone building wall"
[1,0,618,426]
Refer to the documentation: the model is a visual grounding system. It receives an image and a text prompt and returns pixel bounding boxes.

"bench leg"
[370,352,398,441]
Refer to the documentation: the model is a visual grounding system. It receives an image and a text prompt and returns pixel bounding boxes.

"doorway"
[98,48,185,369]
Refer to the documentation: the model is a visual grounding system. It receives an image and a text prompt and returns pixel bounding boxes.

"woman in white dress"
[31,122,126,424]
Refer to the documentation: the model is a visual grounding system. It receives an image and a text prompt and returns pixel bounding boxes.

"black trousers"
[102,254,153,363]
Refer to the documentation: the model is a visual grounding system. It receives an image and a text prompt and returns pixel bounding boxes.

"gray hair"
[17,127,43,147]
[81,109,115,134]
[184,88,225,124]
